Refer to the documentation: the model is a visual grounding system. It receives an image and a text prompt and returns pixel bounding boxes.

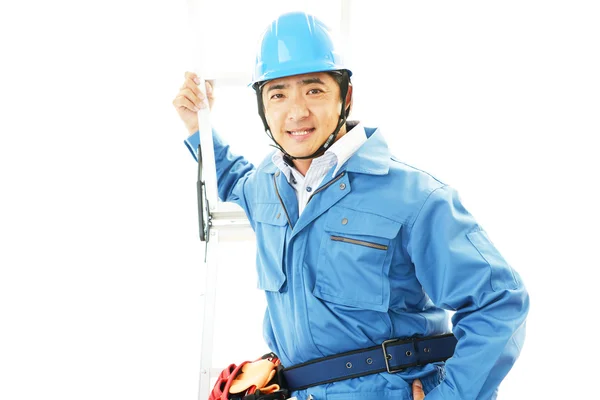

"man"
[173,11,529,400]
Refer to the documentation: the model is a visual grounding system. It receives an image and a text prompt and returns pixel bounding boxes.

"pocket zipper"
[330,235,388,250]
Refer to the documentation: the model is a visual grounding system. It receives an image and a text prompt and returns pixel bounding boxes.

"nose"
[287,97,309,121]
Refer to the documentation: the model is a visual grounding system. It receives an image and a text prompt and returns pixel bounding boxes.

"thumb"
[412,379,425,400]
[206,80,214,96]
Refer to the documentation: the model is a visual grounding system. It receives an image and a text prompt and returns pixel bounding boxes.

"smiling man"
[173,11,529,400]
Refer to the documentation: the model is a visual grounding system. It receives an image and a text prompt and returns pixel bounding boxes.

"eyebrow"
[266,83,288,94]
[265,77,326,94]
[300,77,326,85]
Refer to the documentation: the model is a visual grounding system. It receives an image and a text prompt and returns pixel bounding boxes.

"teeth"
[289,129,312,136]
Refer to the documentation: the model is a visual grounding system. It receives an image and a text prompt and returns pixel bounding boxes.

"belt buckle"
[381,337,411,374]
[381,337,418,374]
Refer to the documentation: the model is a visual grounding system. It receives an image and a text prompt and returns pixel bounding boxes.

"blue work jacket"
[185,126,529,399]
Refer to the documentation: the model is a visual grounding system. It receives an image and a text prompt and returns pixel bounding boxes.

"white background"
[1,1,598,399]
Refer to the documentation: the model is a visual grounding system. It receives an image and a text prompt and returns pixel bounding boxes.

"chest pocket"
[253,203,288,292]
[313,207,402,312]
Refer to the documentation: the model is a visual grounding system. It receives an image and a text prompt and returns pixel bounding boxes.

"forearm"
[408,185,530,399]
[426,286,529,399]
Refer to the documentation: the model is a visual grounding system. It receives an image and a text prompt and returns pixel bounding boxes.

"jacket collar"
[342,127,390,175]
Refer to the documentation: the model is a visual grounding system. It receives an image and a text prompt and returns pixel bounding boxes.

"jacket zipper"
[307,171,346,205]
[272,174,292,228]
[330,235,388,250]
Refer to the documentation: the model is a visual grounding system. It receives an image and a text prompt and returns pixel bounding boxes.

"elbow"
[512,277,530,325]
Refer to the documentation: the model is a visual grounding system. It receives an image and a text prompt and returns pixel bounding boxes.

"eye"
[307,88,323,95]
[270,93,284,100]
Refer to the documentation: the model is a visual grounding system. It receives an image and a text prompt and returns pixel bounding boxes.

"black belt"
[281,334,457,391]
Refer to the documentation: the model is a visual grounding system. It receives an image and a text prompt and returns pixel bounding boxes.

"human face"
[262,72,347,159]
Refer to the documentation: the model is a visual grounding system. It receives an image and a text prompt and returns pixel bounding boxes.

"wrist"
[187,123,199,136]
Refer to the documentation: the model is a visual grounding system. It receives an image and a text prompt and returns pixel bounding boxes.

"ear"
[345,83,353,104]
[345,83,353,114]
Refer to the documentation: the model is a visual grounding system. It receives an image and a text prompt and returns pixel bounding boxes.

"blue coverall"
[185,125,529,399]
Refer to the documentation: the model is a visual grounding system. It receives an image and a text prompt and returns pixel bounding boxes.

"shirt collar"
[328,121,367,176]
[261,123,391,176]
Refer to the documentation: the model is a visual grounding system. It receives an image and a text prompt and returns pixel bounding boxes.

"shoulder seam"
[407,184,449,234]
[389,156,447,186]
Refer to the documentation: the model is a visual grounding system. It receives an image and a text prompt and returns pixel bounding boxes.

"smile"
[287,128,315,136]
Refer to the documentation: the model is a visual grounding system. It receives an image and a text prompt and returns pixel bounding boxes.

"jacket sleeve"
[406,185,529,400]
[184,130,255,222]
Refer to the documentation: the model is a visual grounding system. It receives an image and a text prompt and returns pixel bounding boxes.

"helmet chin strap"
[255,71,350,166]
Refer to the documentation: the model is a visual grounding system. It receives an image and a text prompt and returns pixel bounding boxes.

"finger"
[183,71,205,87]
[184,71,198,81]
[412,379,425,400]
[179,87,207,109]
[172,94,201,112]
[184,72,205,97]
[206,80,215,97]
[183,77,215,103]
[181,76,202,95]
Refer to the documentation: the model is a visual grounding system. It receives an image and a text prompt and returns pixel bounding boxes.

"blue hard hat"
[250,11,352,88]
